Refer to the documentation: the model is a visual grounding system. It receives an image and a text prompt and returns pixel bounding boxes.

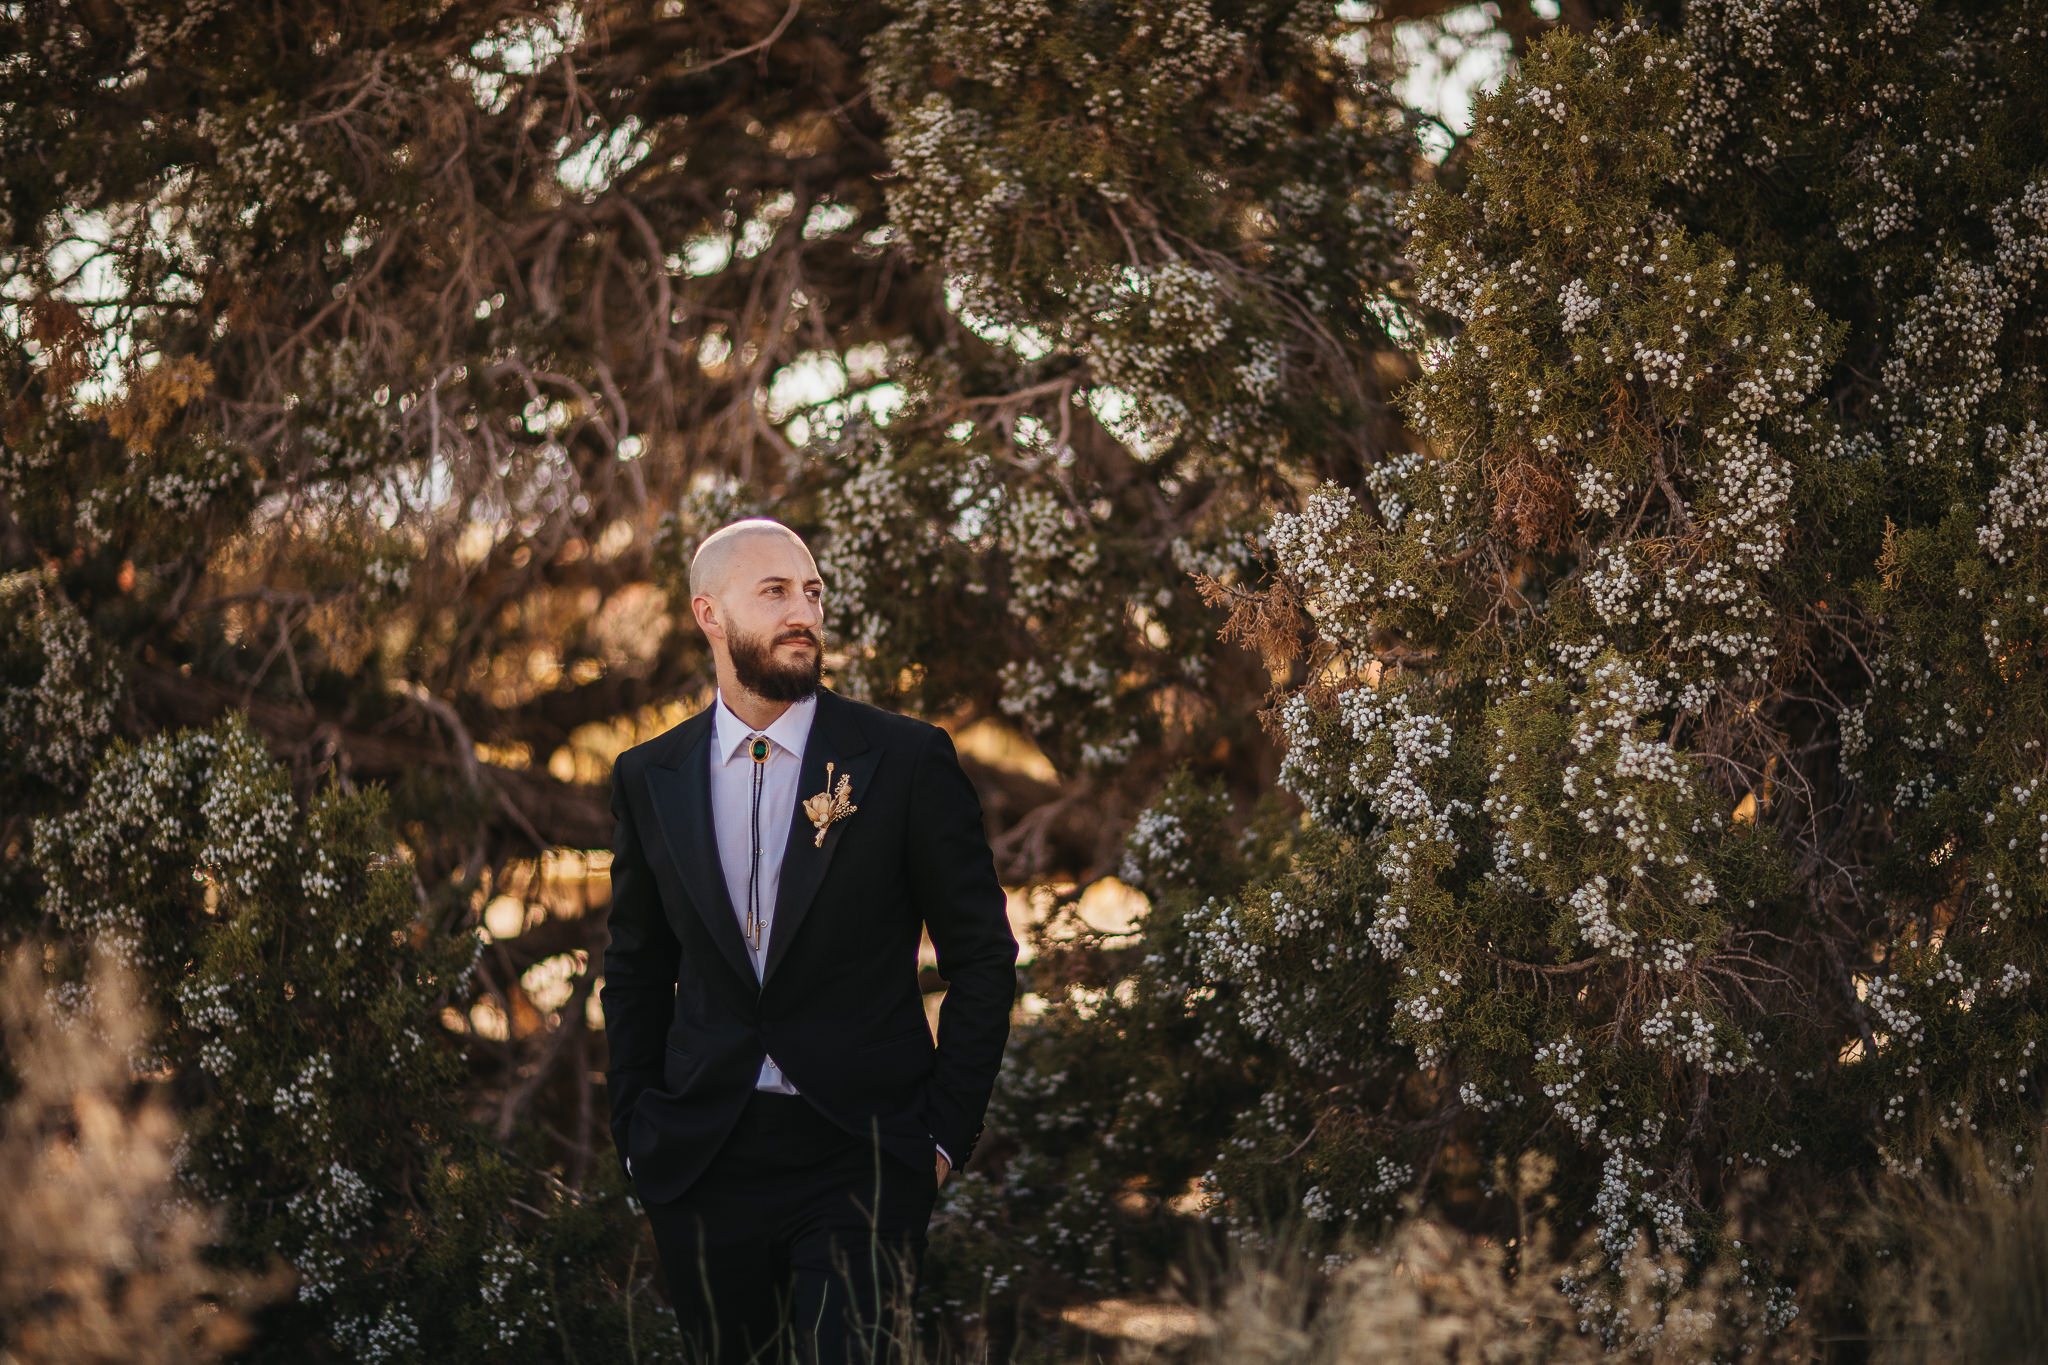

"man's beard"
[728,623,823,703]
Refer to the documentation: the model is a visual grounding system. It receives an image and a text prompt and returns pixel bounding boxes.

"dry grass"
[0,944,286,1364]
[1180,1220,1799,1365]
[1853,1132,2048,1365]
[1068,1135,2048,1365]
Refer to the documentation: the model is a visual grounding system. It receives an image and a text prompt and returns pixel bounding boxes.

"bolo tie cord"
[747,736,768,948]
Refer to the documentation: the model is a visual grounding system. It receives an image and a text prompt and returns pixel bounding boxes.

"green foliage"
[0,569,119,804]
[804,0,1417,793]
[25,715,676,1363]
[980,0,2048,1340]
[927,772,1289,1308]
[872,0,1410,459]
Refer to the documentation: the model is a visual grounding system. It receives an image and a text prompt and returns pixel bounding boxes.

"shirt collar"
[712,690,818,765]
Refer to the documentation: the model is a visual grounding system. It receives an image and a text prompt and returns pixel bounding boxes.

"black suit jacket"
[600,688,1019,1206]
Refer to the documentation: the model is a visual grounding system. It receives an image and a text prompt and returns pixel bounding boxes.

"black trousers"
[646,1090,937,1365]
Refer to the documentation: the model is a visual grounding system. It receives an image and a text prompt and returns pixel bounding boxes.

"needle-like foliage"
[972,0,2048,1341]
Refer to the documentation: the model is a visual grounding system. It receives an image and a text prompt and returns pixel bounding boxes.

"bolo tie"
[746,735,770,950]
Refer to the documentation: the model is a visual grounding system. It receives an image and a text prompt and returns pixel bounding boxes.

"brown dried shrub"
[0,944,287,1364]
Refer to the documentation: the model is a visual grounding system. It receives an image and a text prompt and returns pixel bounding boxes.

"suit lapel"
[644,711,759,989]
[763,691,880,984]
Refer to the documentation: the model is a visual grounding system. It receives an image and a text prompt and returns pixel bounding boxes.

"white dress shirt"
[709,690,816,1092]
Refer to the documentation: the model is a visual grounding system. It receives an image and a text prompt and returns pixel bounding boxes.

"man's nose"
[787,593,823,628]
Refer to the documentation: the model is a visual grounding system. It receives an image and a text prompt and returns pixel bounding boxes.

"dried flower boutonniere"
[802,763,858,847]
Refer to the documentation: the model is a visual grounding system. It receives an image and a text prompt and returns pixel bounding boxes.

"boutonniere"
[802,763,858,847]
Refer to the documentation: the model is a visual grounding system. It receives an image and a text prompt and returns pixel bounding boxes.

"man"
[601,519,1017,1364]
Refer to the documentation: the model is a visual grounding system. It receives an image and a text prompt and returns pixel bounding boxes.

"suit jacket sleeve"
[907,726,1018,1169]
[600,759,679,1174]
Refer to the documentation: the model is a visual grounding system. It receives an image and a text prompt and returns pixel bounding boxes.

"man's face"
[701,533,824,702]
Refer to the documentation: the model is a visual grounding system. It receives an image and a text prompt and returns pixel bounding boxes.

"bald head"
[689,519,813,601]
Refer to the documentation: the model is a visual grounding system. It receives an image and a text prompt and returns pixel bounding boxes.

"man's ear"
[692,595,725,640]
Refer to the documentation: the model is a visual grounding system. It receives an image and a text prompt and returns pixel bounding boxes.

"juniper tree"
[985,0,2048,1338]
[811,0,1419,857]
